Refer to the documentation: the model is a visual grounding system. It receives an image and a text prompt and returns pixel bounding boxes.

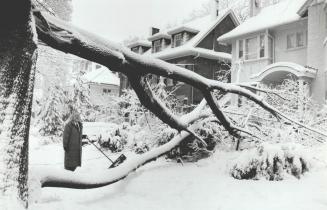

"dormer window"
[153,40,162,53]
[174,33,183,47]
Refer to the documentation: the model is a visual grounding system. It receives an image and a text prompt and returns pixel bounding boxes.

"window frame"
[174,33,183,47]
[236,33,274,62]
[286,31,306,50]
[153,39,162,53]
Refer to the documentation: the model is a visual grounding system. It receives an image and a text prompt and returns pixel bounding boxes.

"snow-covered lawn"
[29,138,327,210]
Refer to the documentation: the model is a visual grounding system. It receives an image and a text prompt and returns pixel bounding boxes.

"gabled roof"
[83,67,120,86]
[148,9,239,61]
[218,0,308,42]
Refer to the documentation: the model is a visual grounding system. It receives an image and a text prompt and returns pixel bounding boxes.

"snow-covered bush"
[158,118,228,162]
[230,143,309,180]
[37,85,66,136]
[98,122,133,153]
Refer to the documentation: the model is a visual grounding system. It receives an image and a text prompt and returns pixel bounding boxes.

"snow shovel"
[82,135,126,169]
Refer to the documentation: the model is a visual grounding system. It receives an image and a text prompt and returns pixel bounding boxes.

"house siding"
[307,2,327,102]
[272,20,308,66]
[89,83,119,106]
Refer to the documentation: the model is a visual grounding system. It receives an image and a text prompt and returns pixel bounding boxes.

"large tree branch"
[34,12,327,140]
[38,101,208,188]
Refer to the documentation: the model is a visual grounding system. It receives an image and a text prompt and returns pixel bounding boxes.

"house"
[83,65,120,106]
[121,0,240,104]
[218,0,327,104]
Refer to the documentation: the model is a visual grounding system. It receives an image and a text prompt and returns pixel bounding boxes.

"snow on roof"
[148,32,171,41]
[83,67,120,86]
[127,40,151,48]
[218,0,308,42]
[167,26,200,35]
[148,9,237,61]
[150,46,231,61]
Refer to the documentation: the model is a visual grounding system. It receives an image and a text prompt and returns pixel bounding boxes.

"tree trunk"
[0,0,37,208]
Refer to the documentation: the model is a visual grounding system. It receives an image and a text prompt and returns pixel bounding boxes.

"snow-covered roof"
[218,0,308,42]
[148,9,238,61]
[148,32,171,42]
[167,26,200,35]
[83,67,120,86]
[127,40,151,48]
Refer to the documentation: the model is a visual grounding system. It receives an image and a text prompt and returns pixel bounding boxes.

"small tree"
[38,85,66,136]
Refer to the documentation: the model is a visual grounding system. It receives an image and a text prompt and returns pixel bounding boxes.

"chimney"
[150,27,160,36]
[249,0,262,17]
[211,0,220,20]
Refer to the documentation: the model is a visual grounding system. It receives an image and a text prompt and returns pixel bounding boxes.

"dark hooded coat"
[63,121,83,169]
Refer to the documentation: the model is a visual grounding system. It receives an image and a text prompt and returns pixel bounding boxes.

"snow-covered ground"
[29,136,327,210]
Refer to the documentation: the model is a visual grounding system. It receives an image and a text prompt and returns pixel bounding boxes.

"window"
[259,35,265,58]
[238,34,273,61]
[245,37,258,60]
[238,40,243,58]
[96,64,102,69]
[103,89,111,94]
[287,34,295,49]
[287,31,305,49]
[296,32,304,47]
[167,79,173,86]
[131,47,139,53]
[153,40,161,52]
[174,33,183,47]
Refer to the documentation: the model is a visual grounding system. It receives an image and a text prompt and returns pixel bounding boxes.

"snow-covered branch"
[33,11,327,141]
[38,100,208,188]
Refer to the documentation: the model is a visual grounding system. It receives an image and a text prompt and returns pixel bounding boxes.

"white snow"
[149,46,232,61]
[218,0,308,42]
[29,132,327,210]
[83,66,120,86]
[126,40,152,48]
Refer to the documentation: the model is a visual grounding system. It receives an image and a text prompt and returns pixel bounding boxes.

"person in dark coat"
[63,112,83,171]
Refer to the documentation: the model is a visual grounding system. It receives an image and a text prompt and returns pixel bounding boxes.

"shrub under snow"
[230,143,310,180]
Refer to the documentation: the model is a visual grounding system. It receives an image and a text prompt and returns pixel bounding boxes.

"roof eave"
[297,0,313,16]
[218,18,303,43]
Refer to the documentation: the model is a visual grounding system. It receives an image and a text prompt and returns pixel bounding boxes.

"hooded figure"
[63,112,83,171]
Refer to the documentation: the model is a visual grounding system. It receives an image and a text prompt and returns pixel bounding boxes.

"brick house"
[218,0,327,104]
[121,1,239,104]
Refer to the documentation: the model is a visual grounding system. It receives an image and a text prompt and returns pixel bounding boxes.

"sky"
[72,0,209,43]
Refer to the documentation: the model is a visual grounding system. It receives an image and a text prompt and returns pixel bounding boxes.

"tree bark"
[0,0,37,208]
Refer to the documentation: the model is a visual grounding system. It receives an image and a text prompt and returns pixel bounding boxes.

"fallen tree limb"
[38,101,208,188]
